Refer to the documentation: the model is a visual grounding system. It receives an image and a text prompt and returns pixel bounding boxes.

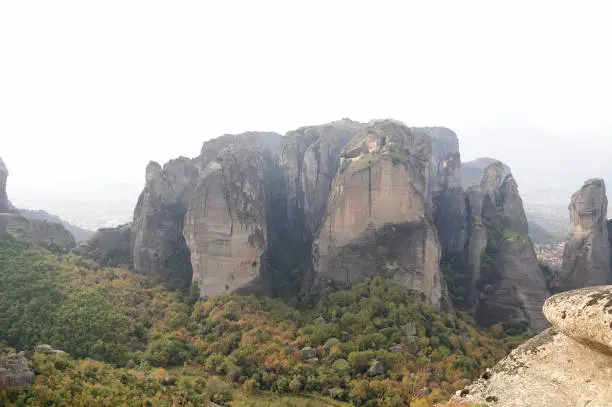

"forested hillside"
[0,237,528,406]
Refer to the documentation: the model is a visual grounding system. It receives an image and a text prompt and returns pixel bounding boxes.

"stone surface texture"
[467,163,549,331]
[312,121,449,309]
[448,286,612,407]
[561,179,612,288]
[0,353,35,389]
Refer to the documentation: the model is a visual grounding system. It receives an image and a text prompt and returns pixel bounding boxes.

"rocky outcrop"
[280,119,364,239]
[131,157,200,274]
[313,121,449,309]
[422,127,469,258]
[132,132,282,283]
[450,286,612,407]
[460,157,511,189]
[0,353,35,389]
[184,143,274,296]
[544,285,612,355]
[34,344,66,355]
[466,162,549,331]
[561,179,612,288]
[6,215,76,248]
[74,223,132,267]
[19,209,92,242]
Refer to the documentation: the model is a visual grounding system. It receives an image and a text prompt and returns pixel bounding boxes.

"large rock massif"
[0,157,75,248]
[434,158,549,331]
[184,136,281,296]
[312,122,448,308]
[74,119,551,328]
[468,163,549,331]
[561,179,612,288]
[449,286,612,407]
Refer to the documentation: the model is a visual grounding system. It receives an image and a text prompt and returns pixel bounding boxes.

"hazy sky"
[1,1,611,223]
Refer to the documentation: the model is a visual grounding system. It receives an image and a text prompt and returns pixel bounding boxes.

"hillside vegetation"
[0,237,530,406]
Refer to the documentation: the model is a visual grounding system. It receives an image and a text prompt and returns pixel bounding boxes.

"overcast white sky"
[1,1,611,224]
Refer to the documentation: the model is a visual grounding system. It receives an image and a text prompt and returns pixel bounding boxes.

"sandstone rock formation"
[131,132,282,285]
[543,285,612,355]
[131,157,201,274]
[125,118,553,312]
[74,223,132,267]
[561,179,612,288]
[0,353,35,389]
[460,157,511,189]
[465,162,549,331]
[0,157,75,248]
[6,215,76,248]
[313,121,449,309]
[280,119,364,239]
[421,127,469,258]
[450,286,612,407]
[184,143,274,296]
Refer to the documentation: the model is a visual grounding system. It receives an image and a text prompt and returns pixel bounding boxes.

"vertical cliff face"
[561,179,612,288]
[182,132,283,296]
[421,127,469,257]
[131,157,200,274]
[184,146,270,297]
[470,163,549,331]
[280,119,365,239]
[312,121,449,309]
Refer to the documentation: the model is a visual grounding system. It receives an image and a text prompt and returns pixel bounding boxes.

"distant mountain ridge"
[18,209,93,242]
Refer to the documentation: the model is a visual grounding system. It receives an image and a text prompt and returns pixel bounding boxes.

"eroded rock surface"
[543,285,612,355]
[423,128,469,257]
[449,286,612,407]
[313,121,449,309]
[74,223,132,267]
[131,157,200,273]
[6,216,76,248]
[184,144,272,296]
[460,157,511,189]
[561,179,612,288]
[0,353,35,389]
[468,163,549,331]
[280,119,364,238]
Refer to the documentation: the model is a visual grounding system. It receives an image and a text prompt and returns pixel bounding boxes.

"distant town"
[534,242,564,267]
